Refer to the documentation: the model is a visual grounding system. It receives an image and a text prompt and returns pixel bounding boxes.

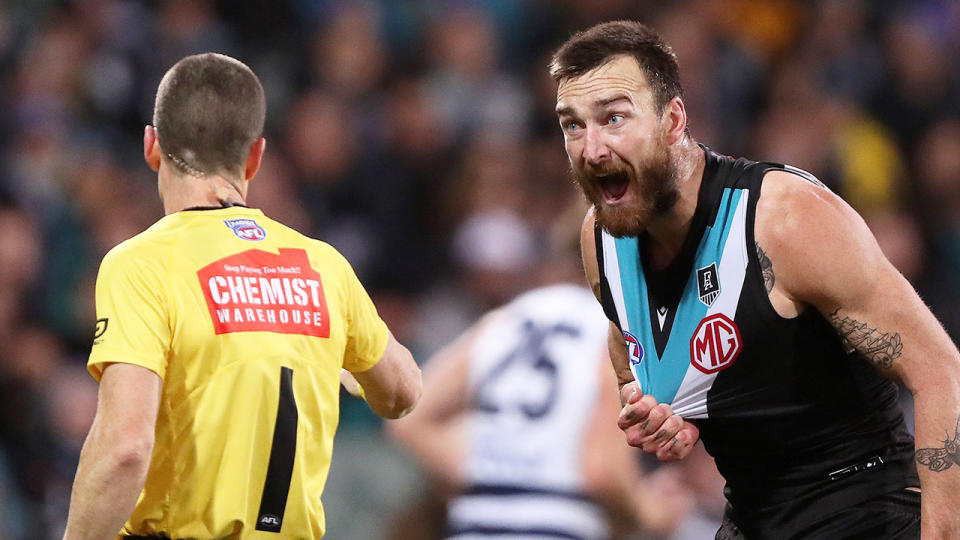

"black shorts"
[716,488,921,540]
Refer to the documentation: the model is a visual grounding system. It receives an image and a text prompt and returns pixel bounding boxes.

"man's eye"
[565,122,580,132]
[608,114,624,125]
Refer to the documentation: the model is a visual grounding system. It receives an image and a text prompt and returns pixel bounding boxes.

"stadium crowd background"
[0,0,958,538]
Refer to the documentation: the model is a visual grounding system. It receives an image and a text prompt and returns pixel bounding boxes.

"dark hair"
[549,21,682,114]
[153,53,265,177]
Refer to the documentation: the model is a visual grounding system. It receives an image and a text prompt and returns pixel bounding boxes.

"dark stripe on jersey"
[463,483,590,502]
[256,366,298,532]
[640,148,721,356]
[594,221,620,330]
[447,525,585,539]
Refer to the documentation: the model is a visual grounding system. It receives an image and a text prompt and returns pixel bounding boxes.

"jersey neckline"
[640,144,720,281]
[174,206,263,215]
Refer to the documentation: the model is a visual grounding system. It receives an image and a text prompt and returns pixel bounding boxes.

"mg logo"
[623,331,644,366]
[689,313,741,374]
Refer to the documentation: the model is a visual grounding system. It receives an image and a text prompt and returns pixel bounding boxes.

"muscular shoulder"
[580,207,601,301]
[755,170,849,244]
[754,169,883,307]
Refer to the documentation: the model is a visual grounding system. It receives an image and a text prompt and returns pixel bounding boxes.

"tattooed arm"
[756,170,960,538]
[828,309,903,369]
[756,243,775,294]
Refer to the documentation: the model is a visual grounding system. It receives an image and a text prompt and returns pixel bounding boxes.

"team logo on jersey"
[224,218,266,241]
[689,313,741,374]
[93,318,108,344]
[623,331,644,366]
[197,248,330,337]
[696,262,721,306]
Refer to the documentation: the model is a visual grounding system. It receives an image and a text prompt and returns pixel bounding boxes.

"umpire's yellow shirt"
[88,207,388,539]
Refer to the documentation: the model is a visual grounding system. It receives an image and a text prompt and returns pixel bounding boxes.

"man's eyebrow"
[555,95,632,116]
[596,95,631,108]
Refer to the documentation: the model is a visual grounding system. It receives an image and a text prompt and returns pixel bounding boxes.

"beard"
[573,140,679,238]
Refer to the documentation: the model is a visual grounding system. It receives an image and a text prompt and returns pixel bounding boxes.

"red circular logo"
[689,313,742,374]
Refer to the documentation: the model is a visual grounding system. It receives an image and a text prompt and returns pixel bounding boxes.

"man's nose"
[583,127,610,165]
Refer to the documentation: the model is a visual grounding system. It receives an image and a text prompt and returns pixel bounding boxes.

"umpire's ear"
[244,137,266,180]
[144,125,162,172]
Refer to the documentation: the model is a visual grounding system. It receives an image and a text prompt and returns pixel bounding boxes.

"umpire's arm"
[64,363,161,540]
[351,331,422,419]
[756,170,960,538]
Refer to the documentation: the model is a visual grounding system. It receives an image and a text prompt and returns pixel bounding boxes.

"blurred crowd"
[0,0,958,538]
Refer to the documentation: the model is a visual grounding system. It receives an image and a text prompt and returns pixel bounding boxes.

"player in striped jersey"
[389,239,689,539]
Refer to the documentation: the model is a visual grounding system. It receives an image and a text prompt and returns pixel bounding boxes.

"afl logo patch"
[257,513,282,532]
[623,331,644,366]
[224,218,266,241]
[689,313,741,374]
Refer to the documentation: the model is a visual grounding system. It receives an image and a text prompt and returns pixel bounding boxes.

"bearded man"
[552,20,960,539]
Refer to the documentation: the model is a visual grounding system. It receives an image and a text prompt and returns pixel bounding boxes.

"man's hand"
[617,381,699,461]
[340,369,365,399]
[351,332,422,419]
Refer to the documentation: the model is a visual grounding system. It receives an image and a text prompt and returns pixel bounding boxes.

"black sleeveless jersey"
[595,146,918,538]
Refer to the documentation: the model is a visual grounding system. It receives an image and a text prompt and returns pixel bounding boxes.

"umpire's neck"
[159,169,249,215]
[142,125,266,215]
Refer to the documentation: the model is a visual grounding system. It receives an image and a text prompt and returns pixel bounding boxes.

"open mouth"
[595,171,630,203]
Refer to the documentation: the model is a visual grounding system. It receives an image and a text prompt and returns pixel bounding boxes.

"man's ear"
[244,137,266,180]
[661,97,687,145]
[144,126,162,172]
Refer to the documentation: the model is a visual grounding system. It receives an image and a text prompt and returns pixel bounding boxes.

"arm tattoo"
[916,414,960,472]
[756,243,774,294]
[828,309,903,369]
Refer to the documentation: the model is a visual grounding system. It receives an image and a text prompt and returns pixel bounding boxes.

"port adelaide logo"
[224,218,266,241]
[696,262,720,306]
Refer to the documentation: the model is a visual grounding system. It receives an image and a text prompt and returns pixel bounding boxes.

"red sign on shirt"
[197,248,331,337]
